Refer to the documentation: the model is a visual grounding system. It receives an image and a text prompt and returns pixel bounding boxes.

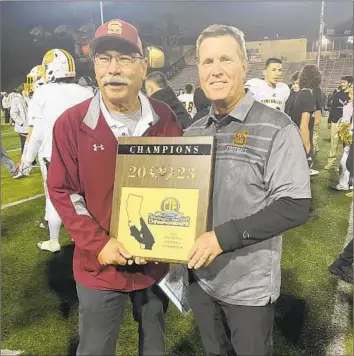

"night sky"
[1,1,353,90]
[1,1,353,39]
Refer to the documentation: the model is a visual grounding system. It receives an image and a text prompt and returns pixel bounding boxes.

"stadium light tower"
[100,2,104,25]
[317,1,325,67]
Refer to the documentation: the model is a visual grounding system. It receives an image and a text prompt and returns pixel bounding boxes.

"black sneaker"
[328,261,353,284]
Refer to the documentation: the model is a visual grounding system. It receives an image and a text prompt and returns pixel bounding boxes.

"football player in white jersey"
[20,49,93,252]
[245,58,290,111]
[178,83,197,118]
[13,65,47,179]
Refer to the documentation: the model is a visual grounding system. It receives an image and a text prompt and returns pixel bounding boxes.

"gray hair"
[196,24,248,61]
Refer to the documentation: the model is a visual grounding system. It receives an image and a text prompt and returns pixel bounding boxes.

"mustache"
[102,75,131,86]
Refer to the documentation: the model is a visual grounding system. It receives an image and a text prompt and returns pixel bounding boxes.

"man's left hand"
[188,231,223,269]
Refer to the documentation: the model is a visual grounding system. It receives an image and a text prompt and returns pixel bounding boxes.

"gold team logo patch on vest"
[107,20,123,35]
[233,131,249,146]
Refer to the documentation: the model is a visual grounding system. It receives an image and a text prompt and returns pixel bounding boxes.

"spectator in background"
[2,92,11,124]
[19,48,93,253]
[325,85,341,111]
[1,139,16,176]
[329,143,353,283]
[190,86,212,124]
[178,83,197,118]
[10,84,29,155]
[78,76,96,93]
[284,71,300,116]
[345,143,353,198]
[288,65,322,177]
[329,238,353,284]
[286,70,323,162]
[145,71,191,129]
[333,83,353,191]
[245,57,290,111]
[288,64,322,221]
[312,85,324,154]
[193,86,211,113]
[325,75,353,170]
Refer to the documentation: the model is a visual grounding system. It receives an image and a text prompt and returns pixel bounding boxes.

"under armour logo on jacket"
[93,144,104,151]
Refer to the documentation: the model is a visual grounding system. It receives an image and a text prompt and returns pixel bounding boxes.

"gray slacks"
[76,283,169,356]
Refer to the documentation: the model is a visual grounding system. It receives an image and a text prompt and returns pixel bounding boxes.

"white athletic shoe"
[332,184,350,191]
[37,240,61,253]
[309,169,319,176]
[12,171,24,179]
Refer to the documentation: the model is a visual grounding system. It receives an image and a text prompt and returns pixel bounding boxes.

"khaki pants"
[313,124,320,153]
[327,123,340,168]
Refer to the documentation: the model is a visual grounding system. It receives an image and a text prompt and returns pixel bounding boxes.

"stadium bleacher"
[170,54,353,95]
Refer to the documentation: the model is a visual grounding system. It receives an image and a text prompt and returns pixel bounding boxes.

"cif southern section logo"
[148,197,190,227]
[233,131,249,146]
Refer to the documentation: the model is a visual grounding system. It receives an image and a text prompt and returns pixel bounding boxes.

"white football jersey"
[245,78,290,112]
[30,82,93,159]
[178,93,196,118]
[27,99,35,127]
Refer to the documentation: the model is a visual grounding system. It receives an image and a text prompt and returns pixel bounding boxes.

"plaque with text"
[110,136,215,264]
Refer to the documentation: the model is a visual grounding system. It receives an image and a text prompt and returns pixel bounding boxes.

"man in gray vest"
[184,24,311,356]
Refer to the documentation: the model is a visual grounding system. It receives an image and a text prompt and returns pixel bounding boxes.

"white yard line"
[326,203,353,356]
[0,350,24,356]
[1,194,45,210]
[7,148,21,152]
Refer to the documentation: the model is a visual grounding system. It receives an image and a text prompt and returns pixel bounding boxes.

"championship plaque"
[110,136,215,264]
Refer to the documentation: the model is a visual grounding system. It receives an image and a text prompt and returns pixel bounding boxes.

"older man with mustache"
[47,19,182,356]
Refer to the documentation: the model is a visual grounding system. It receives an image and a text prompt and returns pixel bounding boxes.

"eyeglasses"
[94,53,143,67]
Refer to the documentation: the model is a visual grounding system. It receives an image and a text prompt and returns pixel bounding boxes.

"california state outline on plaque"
[125,194,155,250]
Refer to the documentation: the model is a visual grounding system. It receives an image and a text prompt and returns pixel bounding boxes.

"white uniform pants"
[39,155,62,240]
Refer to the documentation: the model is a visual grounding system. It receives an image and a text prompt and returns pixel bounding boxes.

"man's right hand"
[98,238,132,266]
[328,123,332,129]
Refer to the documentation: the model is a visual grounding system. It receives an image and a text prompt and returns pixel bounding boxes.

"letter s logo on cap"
[107,20,123,35]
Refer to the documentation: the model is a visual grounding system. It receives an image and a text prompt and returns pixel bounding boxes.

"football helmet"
[42,49,76,82]
[25,65,46,93]
[146,46,165,69]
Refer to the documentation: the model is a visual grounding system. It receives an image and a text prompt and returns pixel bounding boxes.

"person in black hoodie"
[284,71,300,116]
[193,86,211,113]
[145,71,191,130]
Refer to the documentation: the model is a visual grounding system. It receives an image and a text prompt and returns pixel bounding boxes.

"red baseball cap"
[89,19,143,57]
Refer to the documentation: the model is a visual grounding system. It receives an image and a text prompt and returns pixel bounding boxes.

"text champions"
[118,144,212,155]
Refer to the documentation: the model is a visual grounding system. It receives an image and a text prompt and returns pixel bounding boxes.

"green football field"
[1,117,353,356]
